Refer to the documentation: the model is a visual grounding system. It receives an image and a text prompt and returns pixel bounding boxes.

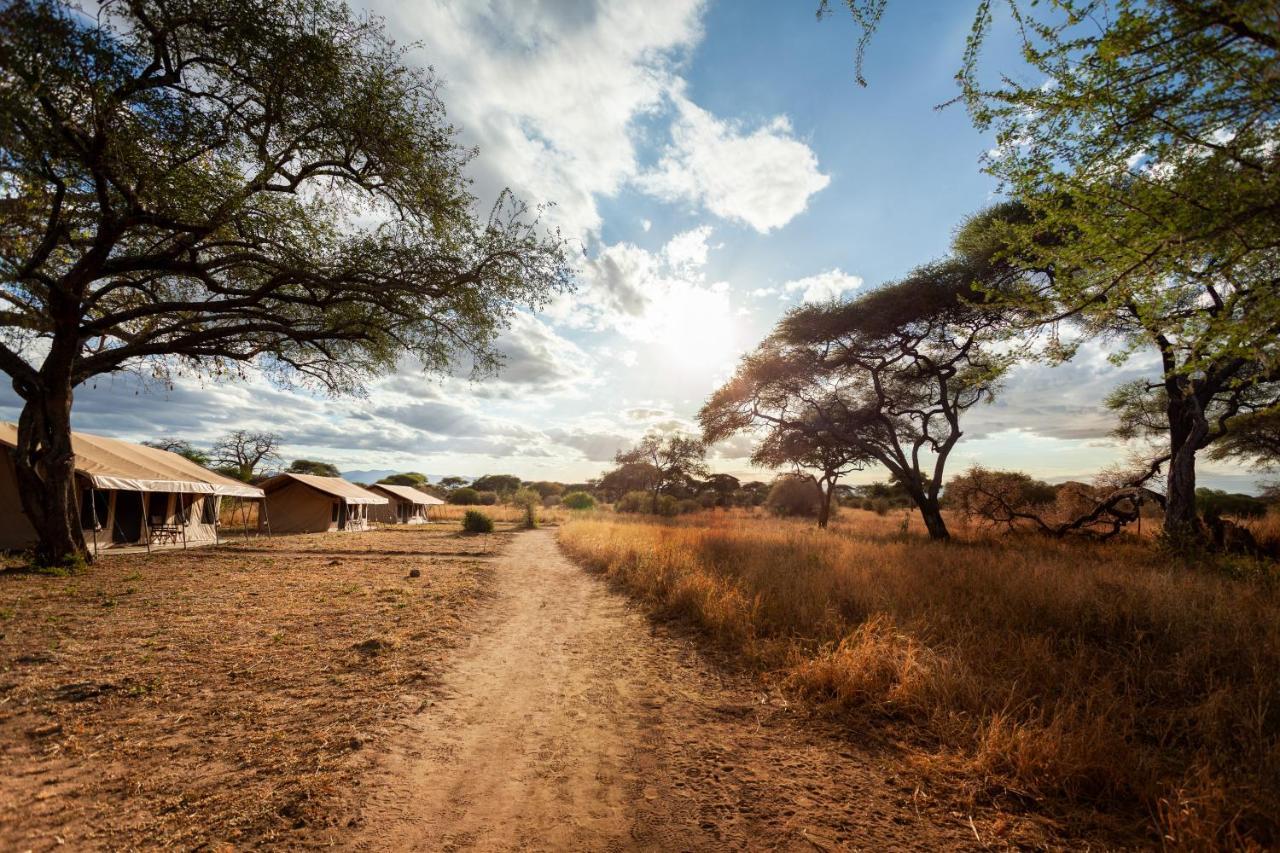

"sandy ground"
[0,526,500,849]
[350,529,987,851]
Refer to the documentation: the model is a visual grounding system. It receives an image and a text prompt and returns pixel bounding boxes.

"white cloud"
[783,269,863,303]
[370,0,706,238]
[637,94,830,233]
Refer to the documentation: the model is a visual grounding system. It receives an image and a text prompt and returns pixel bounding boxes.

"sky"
[0,0,1265,491]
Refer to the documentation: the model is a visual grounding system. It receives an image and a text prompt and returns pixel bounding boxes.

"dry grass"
[559,508,1280,848]
[429,503,572,526]
[0,524,503,849]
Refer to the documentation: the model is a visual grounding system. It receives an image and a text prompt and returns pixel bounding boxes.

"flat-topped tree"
[702,257,1018,540]
[612,432,708,514]
[0,0,570,564]
[749,417,870,528]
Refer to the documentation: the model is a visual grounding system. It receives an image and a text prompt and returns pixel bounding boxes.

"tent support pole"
[261,498,272,538]
[214,496,221,547]
[179,494,188,550]
[141,494,151,554]
[89,486,100,559]
[241,498,250,541]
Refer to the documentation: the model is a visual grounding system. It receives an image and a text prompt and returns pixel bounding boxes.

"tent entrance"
[113,492,144,543]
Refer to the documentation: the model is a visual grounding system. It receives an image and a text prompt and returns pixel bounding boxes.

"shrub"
[616,491,653,513]
[676,498,702,515]
[511,487,541,529]
[542,494,561,507]
[461,510,494,533]
[655,495,680,516]
[562,491,595,510]
[476,490,498,506]
[447,487,481,505]
[1197,488,1267,519]
[766,475,822,518]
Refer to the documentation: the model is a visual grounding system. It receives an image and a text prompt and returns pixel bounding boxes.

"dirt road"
[353,529,981,851]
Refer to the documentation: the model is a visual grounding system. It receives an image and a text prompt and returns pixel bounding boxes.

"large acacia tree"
[826,0,1280,544]
[0,0,570,563]
[702,258,1017,540]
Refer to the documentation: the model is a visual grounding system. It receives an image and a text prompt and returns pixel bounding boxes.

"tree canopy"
[0,0,570,563]
[702,237,1020,540]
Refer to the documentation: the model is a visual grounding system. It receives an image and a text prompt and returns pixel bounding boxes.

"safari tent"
[258,473,387,534]
[0,423,265,554]
[366,483,443,525]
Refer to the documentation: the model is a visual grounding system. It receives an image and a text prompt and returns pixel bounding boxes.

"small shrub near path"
[0,525,506,849]
[462,510,495,533]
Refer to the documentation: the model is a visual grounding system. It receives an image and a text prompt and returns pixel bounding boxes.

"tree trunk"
[915,495,950,540]
[1164,393,1209,546]
[816,478,834,529]
[11,378,87,566]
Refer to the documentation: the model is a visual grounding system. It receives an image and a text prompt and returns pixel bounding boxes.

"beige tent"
[0,423,264,554]
[259,473,387,534]
[367,483,444,525]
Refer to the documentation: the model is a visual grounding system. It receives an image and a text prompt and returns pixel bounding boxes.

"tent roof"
[261,473,388,504]
[0,423,263,498]
[368,483,444,505]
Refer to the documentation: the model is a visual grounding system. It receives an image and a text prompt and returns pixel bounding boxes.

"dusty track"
[352,529,981,851]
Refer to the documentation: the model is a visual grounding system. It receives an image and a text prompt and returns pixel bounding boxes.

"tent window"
[331,502,340,523]
[202,497,219,525]
[147,492,170,525]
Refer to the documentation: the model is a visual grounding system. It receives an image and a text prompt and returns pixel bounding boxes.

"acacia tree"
[826,0,1280,544]
[0,0,570,563]
[209,430,281,482]
[142,437,208,466]
[612,432,708,514]
[750,419,868,528]
[287,459,340,478]
[702,259,1016,540]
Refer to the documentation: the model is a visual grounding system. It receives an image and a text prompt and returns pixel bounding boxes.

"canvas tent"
[0,423,264,554]
[259,473,387,534]
[367,483,443,525]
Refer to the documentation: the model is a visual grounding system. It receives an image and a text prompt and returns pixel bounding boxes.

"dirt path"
[352,529,983,851]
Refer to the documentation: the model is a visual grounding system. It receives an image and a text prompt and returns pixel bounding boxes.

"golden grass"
[559,509,1280,848]
[428,503,572,526]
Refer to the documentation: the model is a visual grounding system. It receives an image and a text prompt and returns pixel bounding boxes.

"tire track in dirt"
[351,529,983,851]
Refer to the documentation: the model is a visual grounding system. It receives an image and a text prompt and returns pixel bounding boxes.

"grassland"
[0,524,505,849]
[559,508,1280,848]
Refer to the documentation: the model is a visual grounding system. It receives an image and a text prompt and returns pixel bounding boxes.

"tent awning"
[0,423,264,499]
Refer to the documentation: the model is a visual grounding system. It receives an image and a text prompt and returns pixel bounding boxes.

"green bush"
[448,487,481,505]
[676,498,701,515]
[1197,488,1268,519]
[562,491,595,510]
[476,490,498,506]
[616,491,652,513]
[462,510,494,533]
[511,487,540,529]
[655,494,680,516]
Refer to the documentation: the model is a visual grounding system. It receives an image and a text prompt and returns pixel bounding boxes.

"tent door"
[113,492,144,543]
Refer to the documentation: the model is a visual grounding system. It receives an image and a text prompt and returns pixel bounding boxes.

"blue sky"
[2,1,1265,492]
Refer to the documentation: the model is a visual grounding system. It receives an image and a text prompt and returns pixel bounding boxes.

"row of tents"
[0,424,443,555]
